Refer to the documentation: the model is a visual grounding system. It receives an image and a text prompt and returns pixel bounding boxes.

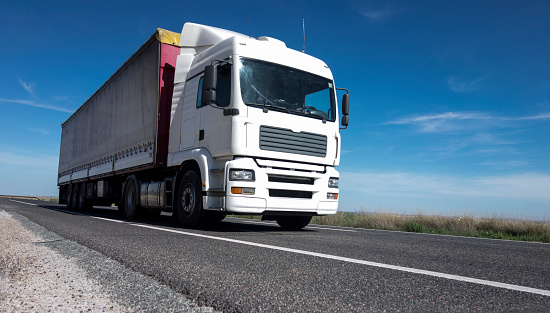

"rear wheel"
[78,182,92,211]
[275,216,312,230]
[70,184,79,211]
[66,185,74,210]
[176,170,206,228]
[123,177,141,220]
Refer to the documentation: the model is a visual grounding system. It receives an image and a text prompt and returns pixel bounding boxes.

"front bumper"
[219,158,339,215]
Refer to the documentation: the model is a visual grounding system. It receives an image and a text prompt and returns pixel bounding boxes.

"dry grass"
[311,212,550,243]
[0,195,58,202]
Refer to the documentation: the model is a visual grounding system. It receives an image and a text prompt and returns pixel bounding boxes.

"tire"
[70,184,79,211]
[59,186,67,205]
[66,185,74,210]
[275,216,312,230]
[77,183,85,211]
[78,182,92,211]
[123,177,141,220]
[176,170,206,228]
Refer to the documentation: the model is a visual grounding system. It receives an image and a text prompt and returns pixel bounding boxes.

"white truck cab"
[167,23,349,228]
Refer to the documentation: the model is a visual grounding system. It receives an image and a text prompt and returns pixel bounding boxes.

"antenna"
[248,16,251,38]
[302,19,306,53]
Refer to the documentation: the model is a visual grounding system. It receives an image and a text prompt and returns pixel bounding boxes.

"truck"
[57,23,350,229]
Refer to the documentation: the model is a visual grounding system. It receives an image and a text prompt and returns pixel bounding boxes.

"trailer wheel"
[176,170,205,228]
[70,184,79,211]
[275,216,312,230]
[123,177,141,220]
[66,185,74,210]
[78,182,92,211]
[59,186,67,205]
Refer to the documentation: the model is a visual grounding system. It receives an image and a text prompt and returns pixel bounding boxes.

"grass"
[229,212,550,243]
[310,212,550,243]
[6,194,546,243]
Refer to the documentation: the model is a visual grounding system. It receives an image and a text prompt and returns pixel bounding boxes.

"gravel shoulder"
[0,210,219,312]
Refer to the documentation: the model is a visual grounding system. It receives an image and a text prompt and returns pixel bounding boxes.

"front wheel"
[176,170,206,228]
[275,216,312,230]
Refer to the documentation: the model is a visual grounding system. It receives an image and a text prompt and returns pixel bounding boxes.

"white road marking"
[87,215,550,297]
[306,225,357,232]
[9,200,550,297]
[9,199,37,206]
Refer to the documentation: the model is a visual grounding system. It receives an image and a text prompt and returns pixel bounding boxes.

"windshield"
[240,58,336,121]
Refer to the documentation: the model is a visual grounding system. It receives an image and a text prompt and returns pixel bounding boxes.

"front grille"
[269,189,313,199]
[260,126,327,157]
[268,174,314,185]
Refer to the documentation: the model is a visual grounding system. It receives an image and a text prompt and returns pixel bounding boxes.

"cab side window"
[197,64,231,108]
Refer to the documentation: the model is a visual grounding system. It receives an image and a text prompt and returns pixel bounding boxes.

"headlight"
[328,177,339,188]
[229,169,255,181]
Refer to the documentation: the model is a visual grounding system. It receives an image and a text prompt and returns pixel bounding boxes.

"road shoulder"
[0,210,218,312]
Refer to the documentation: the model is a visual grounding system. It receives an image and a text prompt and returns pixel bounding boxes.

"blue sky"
[1,1,549,219]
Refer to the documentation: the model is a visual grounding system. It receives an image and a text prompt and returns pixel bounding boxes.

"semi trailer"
[57,23,350,229]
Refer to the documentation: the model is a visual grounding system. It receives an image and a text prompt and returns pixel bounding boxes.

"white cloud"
[447,75,488,93]
[28,128,51,135]
[0,79,73,113]
[387,112,489,132]
[386,111,550,133]
[361,7,396,21]
[0,97,73,113]
[341,170,550,200]
[387,112,488,125]
[18,78,37,98]
[0,151,59,168]
[438,132,525,155]
[53,95,69,101]
[479,160,528,170]
[515,112,550,120]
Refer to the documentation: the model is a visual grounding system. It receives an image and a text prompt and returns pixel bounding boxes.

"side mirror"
[203,64,218,105]
[341,115,349,127]
[341,93,350,127]
[342,93,350,116]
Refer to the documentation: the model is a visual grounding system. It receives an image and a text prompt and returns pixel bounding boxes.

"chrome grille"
[259,126,327,157]
[268,174,315,185]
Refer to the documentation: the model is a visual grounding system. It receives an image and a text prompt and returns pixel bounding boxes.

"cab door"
[197,63,233,157]
[179,76,201,150]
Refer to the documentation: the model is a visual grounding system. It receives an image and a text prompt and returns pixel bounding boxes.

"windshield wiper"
[263,104,290,113]
[304,112,327,122]
[247,103,290,114]
[246,103,326,121]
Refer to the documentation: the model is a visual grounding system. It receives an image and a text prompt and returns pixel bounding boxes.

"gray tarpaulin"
[59,39,159,174]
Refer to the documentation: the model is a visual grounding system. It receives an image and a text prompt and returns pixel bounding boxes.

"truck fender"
[171,148,219,191]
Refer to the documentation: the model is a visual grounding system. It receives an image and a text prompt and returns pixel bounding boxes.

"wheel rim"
[181,183,195,217]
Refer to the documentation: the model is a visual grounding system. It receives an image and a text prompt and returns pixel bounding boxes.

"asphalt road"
[2,197,550,312]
